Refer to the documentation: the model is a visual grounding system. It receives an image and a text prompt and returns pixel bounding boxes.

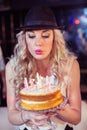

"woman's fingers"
[31,119,47,126]
[28,111,48,120]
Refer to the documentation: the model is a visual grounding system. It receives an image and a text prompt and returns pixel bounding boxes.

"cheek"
[27,43,33,53]
[26,38,33,51]
[48,44,53,54]
[46,39,53,51]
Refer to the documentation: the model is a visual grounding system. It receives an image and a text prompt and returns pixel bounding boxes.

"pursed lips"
[35,49,43,55]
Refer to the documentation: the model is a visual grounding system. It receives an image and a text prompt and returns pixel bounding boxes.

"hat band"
[24,20,58,27]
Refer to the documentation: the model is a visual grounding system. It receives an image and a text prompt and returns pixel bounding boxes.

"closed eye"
[28,35,35,39]
[42,35,49,38]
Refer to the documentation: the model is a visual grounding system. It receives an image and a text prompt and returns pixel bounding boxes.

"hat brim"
[16,25,64,32]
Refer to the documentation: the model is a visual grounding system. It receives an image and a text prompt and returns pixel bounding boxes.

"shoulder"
[66,56,80,74]
[6,59,13,71]
[5,61,12,79]
[6,61,11,72]
[5,58,16,79]
[72,59,80,71]
[6,57,16,70]
[70,59,80,80]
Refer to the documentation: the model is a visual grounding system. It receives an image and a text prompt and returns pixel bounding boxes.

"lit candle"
[46,76,50,90]
[24,77,29,89]
[50,75,55,85]
[36,73,41,88]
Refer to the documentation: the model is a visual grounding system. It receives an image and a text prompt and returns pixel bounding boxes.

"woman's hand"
[21,110,49,126]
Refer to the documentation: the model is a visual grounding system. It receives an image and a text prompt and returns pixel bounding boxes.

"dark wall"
[11,0,87,10]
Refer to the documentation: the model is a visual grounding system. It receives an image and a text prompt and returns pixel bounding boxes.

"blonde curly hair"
[11,29,76,98]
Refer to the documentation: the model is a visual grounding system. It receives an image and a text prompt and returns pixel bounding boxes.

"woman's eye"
[42,35,49,38]
[28,35,35,38]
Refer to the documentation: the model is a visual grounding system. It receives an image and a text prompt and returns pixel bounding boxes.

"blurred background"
[0,0,87,107]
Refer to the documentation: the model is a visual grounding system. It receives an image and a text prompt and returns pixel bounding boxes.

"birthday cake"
[19,73,64,111]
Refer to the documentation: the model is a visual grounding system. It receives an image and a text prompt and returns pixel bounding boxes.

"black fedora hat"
[17,6,62,31]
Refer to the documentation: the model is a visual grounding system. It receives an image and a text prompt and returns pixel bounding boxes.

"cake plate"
[17,97,68,130]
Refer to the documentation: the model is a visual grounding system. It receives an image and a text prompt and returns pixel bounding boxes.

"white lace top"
[10,56,75,130]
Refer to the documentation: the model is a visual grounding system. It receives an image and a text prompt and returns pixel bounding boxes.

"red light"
[74,19,80,24]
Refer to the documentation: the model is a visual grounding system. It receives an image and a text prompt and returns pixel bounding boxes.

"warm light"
[74,19,80,24]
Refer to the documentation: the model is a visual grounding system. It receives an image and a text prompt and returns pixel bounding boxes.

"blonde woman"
[6,6,81,130]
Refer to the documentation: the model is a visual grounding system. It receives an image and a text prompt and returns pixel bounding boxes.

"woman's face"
[25,29,54,60]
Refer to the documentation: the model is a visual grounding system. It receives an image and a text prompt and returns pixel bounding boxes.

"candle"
[46,76,50,90]
[24,77,29,89]
[36,73,41,88]
[50,75,55,85]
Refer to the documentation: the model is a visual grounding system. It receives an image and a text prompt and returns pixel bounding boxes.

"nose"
[35,37,43,46]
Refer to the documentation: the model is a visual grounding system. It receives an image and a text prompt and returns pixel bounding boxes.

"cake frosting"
[19,73,64,111]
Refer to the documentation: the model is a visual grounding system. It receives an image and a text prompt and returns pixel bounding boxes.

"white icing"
[21,73,59,95]
[20,85,59,95]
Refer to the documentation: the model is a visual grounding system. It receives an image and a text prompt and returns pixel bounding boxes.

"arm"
[6,61,47,126]
[6,61,24,125]
[56,60,81,125]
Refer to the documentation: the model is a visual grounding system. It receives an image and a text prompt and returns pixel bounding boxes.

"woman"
[6,6,81,130]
